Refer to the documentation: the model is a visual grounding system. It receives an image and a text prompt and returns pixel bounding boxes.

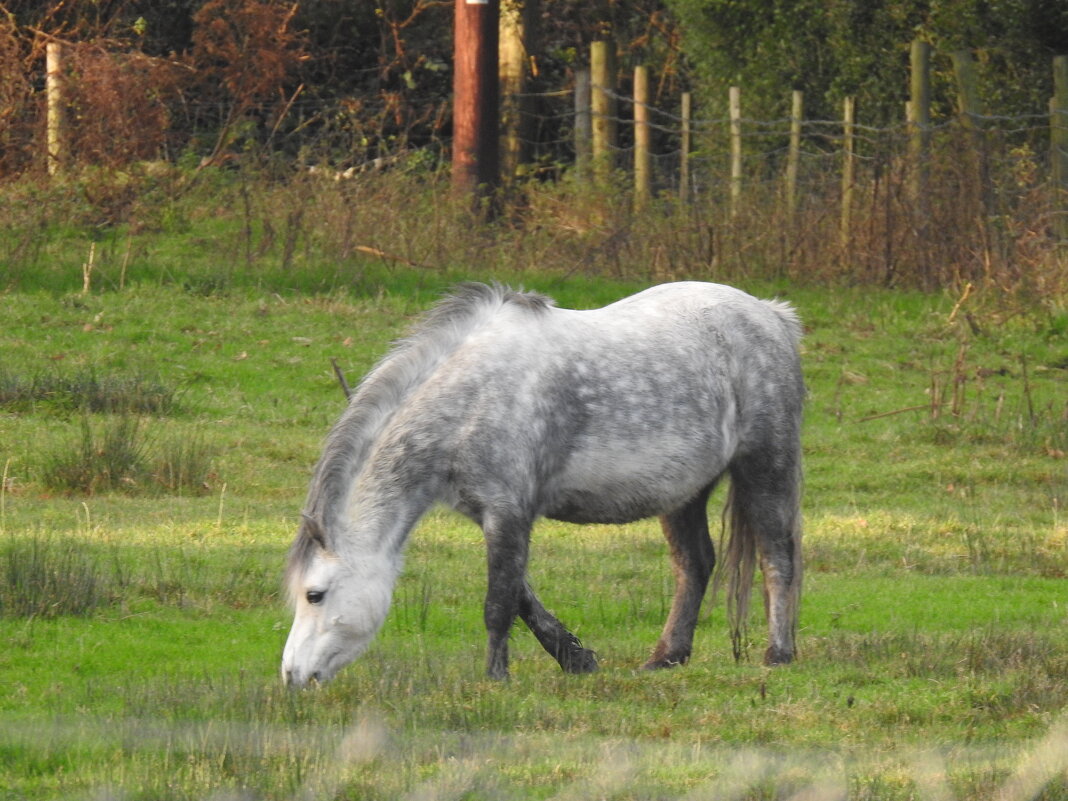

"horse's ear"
[301,513,328,549]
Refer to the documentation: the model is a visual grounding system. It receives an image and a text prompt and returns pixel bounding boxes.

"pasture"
[1,266,1066,799]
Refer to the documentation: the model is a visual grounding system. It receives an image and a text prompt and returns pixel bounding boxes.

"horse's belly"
[544,480,704,524]
[542,440,725,524]
[544,493,684,525]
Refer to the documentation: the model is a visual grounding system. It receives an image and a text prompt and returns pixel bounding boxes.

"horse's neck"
[305,311,490,533]
[304,402,388,531]
[305,288,509,548]
[326,443,440,559]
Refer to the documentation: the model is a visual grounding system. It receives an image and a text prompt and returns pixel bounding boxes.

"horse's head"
[281,517,396,687]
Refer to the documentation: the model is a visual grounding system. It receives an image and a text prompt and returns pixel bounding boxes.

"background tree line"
[0,0,1066,172]
[668,0,1068,124]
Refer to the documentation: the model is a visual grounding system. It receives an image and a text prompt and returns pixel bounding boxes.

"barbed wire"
[0,75,1062,189]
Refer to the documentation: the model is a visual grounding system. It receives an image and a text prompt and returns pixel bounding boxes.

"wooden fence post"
[1052,55,1068,241]
[680,92,692,203]
[908,40,931,206]
[591,39,617,182]
[951,50,991,230]
[786,89,803,222]
[840,96,856,252]
[951,50,980,132]
[499,0,535,183]
[452,0,500,201]
[46,41,66,176]
[633,65,652,208]
[574,68,592,181]
[729,85,742,216]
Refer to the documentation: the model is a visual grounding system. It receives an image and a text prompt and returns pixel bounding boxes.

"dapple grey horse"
[282,282,803,685]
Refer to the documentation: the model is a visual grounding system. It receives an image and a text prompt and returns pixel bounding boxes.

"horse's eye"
[306,590,326,605]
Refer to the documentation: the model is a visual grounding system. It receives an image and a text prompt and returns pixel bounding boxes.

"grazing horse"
[282,282,804,685]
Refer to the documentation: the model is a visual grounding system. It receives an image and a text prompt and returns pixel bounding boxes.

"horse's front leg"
[482,515,532,680]
[518,582,598,674]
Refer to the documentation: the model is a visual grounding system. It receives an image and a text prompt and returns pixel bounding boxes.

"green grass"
[1,254,1066,798]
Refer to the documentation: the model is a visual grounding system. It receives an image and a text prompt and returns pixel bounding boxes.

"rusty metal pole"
[453,0,500,203]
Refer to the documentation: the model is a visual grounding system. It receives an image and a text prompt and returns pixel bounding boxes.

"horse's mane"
[286,283,552,585]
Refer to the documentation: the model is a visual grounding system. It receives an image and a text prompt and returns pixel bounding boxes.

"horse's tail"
[762,298,803,349]
[717,462,803,663]
[714,294,804,661]
[720,483,753,662]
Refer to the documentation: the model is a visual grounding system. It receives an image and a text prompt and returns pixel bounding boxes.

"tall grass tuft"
[38,415,216,496]
[0,536,110,618]
[0,369,178,415]
[41,414,148,494]
[150,429,216,495]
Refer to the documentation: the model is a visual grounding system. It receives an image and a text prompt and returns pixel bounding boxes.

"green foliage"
[3,0,1066,183]
[151,428,217,495]
[665,0,1067,124]
[7,139,1068,298]
[40,413,150,495]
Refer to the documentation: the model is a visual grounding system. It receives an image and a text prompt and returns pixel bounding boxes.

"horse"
[281,281,804,686]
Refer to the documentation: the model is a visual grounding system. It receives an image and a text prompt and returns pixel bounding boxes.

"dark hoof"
[764,646,794,666]
[561,648,598,674]
[642,654,688,670]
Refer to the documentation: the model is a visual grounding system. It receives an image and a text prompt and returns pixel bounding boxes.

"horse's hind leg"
[518,583,598,674]
[728,458,802,666]
[644,484,716,669]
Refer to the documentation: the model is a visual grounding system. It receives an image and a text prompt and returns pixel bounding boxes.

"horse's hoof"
[763,646,794,666]
[641,655,687,670]
[562,648,598,674]
[642,659,672,670]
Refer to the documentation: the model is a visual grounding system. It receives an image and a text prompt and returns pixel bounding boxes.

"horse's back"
[413,282,802,525]
[592,281,800,346]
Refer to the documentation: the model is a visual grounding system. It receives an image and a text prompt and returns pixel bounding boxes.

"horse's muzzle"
[283,666,322,688]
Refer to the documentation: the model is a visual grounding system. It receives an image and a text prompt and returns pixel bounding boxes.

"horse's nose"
[282,668,321,688]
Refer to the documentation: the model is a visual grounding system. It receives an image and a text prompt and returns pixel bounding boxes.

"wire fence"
[6,46,1064,192]
[508,80,1068,287]
[512,82,1064,197]
[4,43,1068,288]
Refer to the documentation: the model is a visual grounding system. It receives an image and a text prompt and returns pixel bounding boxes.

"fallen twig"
[857,405,928,423]
[353,245,427,269]
[330,358,353,401]
[947,281,973,325]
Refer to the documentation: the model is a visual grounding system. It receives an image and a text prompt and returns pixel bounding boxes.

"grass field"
[1,246,1067,798]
